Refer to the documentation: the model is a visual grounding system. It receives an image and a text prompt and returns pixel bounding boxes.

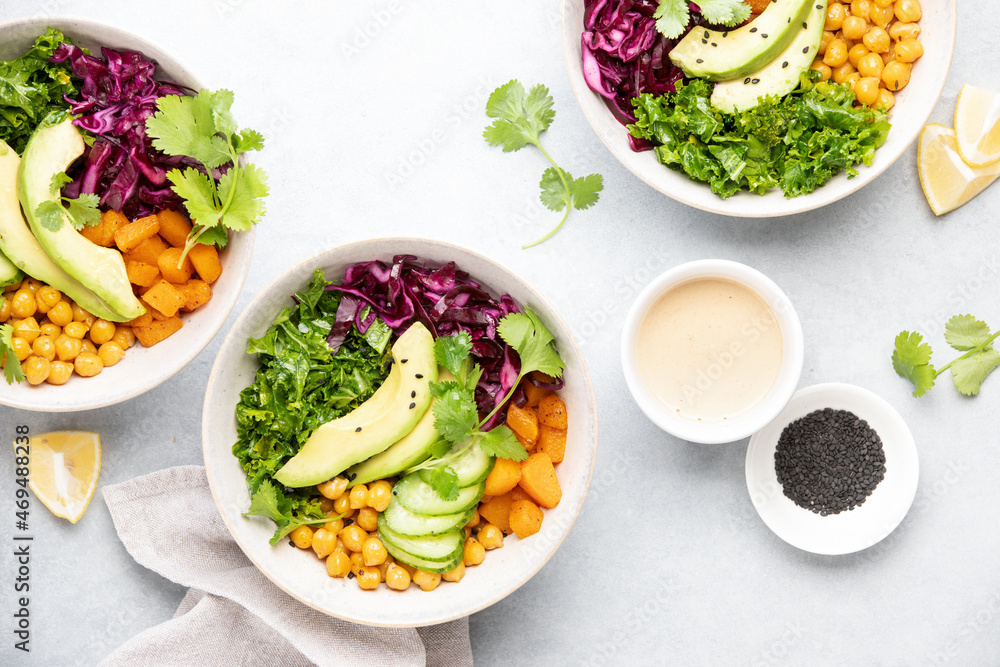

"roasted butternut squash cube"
[537,425,567,464]
[537,394,568,430]
[188,243,222,284]
[114,214,160,252]
[80,209,127,247]
[519,452,562,509]
[125,261,160,287]
[478,492,513,535]
[140,279,185,318]
[133,316,183,347]
[126,311,153,328]
[509,499,543,539]
[484,457,521,497]
[123,235,169,267]
[157,247,194,284]
[155,208,193,247]
[175,279,213,312]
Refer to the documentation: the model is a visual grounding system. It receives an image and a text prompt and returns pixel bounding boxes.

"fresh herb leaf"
[892,331,936,398]
[951,350,1000,396]
[49,170,72,196]
[484,79,602,247]
[434,331,473,381]
[420,466,459,501]
[653,0,751,39]
[497,307,565,379]
[0,323,26,384]
[62,193,101,230]
[35,176,101,231]
[944,314,992,351]
[479,425,527,462]
[145,90,233,169]
[243,478,338,546]
[430,381,479,443]
[893,315,1000,397]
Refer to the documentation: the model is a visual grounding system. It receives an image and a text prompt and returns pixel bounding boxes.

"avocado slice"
[0,139,122,321]
[669,0,814,82]
[345,367,454,487]
[275,322,439,488]
[19,114,145,321]
[711,0,826,112]
[0,247,22,287]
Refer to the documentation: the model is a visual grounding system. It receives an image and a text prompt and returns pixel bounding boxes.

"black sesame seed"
[816,3,823,8]
[711,42,718,47]
[744,77,751,84]
[751,78,760,84]
[782,61,789,68]
[723,32,729,38]
[401,358,408,364]
[288,540,295,547]
[409,402,416,409]
[355,427,362,432]
[803,21,808,29]
[803,46,810,54]
[697,58,704,64]
[704,30,709,38]
[762,34,768,38]
[750,27,757,33]
[415,373,423,379]
[411,390,416,398]
[348,572,355,579]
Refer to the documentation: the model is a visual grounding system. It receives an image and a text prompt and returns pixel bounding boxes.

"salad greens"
[234,270,390,543]
[0,27,77,154]
[893,315,1000,398]
[484,80,603,248]
[628,76,892,198]
[654,0,751,39]
[1,324,26,384]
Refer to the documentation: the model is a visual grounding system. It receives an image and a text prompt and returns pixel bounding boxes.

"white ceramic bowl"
[202,238,598,627]
[0,17,254,411]
[745,383,919,555]
[621,259,803,444]
[562,0,956,217]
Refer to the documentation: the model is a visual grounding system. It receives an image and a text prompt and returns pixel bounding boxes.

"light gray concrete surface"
[0,1,996,665]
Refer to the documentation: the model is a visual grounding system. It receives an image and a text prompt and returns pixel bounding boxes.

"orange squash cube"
[140,279,185,318]
[80,209,127,247]
[506,403,539,443]
[157,247,194,284]
[155,208,193,247]
[126,311,153,328]
[123,235,169,267]
[537,394,568,430]
[484,457,521,497]
[519,452,562,509]
[522,381,551,408]
[537,425,567,464]
[133,316,183,347]
[114,214,160,252]
[175,279,213,312]
[125,261,160,287]
[188,243,222,284]
[478,492,513,535]
[509,499,544,539]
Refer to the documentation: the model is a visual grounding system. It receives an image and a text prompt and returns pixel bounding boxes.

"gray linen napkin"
[99,465,472,667]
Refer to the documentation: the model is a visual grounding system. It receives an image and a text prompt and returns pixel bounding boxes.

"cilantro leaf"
[34,200,67,231]
[62,193,101,230]
[420,465,459,501]
[217,162,269,232]
[0,323,25,384]
[167,167,221,227]
[145,91,232,169]
[196,225,229,248]
[434,331,473,381]
[892,331,936,398]
[244,478,339,546]
[497,307,566,379]
[235,128,265,153]
[431,381,479,443]
[951,349,1000,396]
[571,173,603,210]
[49,170,72,196]
[539,167,571,212]
[653,0,750,39]
[479,426,527,462]
[945,314,992,351]
[697,0,752,27]
[653,0,691,39]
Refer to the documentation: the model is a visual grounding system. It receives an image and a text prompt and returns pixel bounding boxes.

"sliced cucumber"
[393,475,484,517]
[448,441,495,488]
[381,535,463,574]
[382,498,474,537]
[377,513,464,564]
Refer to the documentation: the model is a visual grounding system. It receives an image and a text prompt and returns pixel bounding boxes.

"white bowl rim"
[621,259,804,444]
[202,236,599,626]
[0,15,255,411]
[561,0,958,217]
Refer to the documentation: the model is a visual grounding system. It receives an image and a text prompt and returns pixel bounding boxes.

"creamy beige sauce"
[636,278,783,422]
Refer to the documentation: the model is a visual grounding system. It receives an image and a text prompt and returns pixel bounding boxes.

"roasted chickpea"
[39,322,61,337]
[63,321,88,339]
[857,52,885,78]
[842,15,867,41]
[888,22,920,41]
[22,355,50,385]
[22,279,43,293]
[442,562,466,583]
[311,528,338,559]
[367,480,393,512]
[356,566,381,590]
[31,335,56,362]
[810,61,833,81]
[894,38,923,63]
[823,38,849,67]
[47,301,73,327]
[89,319,116,345]
[71,302,95,327]
[825,2,847,31]
[384,562,411,590]
[97,342,125,367]
[820,30,836,54]
[326,551,351,578]
[894,0,921,22]
[45,360,73,385]
[848,43,869,67]
[862,26,890,53]
[881,60,911,91]
[35,286,61,310]
[317,477,349,500]
[10,289,37,319]
[111,326,135,350]
[356,507,378,532]
[854,77,881,106]
[832,62,856,84]
[55,333,83,361]
[81,339,97,355]
[0,296,10,323]
[850,0,871,17]
[11,336,31,362]
[412,570,441,592]
[876,88,896,110]
[868,3,894,27]
[73,352,104,377]
[12,317,40,343]
[290,525,314,549]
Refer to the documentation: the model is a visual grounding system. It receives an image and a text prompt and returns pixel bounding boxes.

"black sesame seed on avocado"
[782,61,789,68]
[415,373,423,379]
[750,27,758,33]
[409,402,416,409]
[355,427,362,432]
[697,58,704,63]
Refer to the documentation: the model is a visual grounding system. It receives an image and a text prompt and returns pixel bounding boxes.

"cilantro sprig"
[0,323,26,384]
[144,88,268,264]
[244,478,343,546]
[892,315,1000,397]
[409,308,567,498]
[34,171,101,231]
[653,0,751,39]
[484,80,602,248]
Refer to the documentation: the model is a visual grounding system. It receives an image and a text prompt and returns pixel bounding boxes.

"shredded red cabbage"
[51,43,196,218]
[582,0,702,150]
[325,255,522,430]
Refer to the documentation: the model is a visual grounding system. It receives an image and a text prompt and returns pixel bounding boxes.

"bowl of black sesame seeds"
[744,383,918,555]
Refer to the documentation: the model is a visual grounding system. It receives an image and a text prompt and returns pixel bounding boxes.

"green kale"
[0,28,79,154]
[628,76,892,199]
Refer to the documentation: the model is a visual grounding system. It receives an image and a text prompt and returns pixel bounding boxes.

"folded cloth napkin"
[99,465,472,667]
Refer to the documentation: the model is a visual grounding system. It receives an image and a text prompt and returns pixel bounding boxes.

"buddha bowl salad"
[234,256,570,591]
[582,0,923,197]
[0,28,267,387]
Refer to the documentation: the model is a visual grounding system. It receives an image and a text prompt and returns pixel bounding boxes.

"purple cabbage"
[50,43,196,219]
[325,255,522,429]
[582,0,701,150]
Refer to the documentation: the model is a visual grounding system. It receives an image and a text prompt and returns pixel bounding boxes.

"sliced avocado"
[711,0,826,112]
[0,139,121,321]
[0,247,22,286]
[19,114,145,321]
[669,0,814,82]
[345,367,454,487]
[275,322,438,488]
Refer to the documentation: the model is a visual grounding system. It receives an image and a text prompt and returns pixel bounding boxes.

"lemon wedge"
[955,84,1000,167]
[918,123,1000,216]
[24,431,101,523]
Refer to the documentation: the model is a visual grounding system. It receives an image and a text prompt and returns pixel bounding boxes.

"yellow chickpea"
[71,304,95,328]
[348,484,369,510]
[894,0,921,22]
[47,301,73,327]
[862,26,890,53]
[881,60,911,91]
[874,0,893,6]
[478,524,504,550]
[97,342,125,367]
[311,528,338,559]
[111,326,135,350]
[355,566,380,590]
[464,537,486,566]
[850,0,871,17]
[367,480,393,512]
[35,286,61,311]
[22,279,42,293]
[876,88,896,110]
[854,77,882,106]
[21,355,50,385]
[290,525,314,549]
[442,561,466,583]
[412,570,441,592]
[89,319,116,345]
[889,22,920,41]
[10,289,37,319]
[868,3,894,27]
[45,360,73,386]
[81,339,97,355]
[12,317,40,344]
[340,524,367,552]
[823,38,849,67]
[73,352,104,377]
[465,508,481,530]
[0,296,10,323]
[356,507,378,532]
[848,43,869,68]
[39,322,60,337]
[362,536,387,567]
[55,333,83,361]
[842,15,867,40]
[857,52,885,78]
[825,2,847,31]
[384,562,411,591]
[810,61,833,81]
[317,477,349,500]
[63,321,88,339]
[349,551,364,576]
[11,336,31,362]
[326,551,351,578]
[332,493,353,517]
[820,31,836,54]
[832,62,856,84]
[894,38,923,63]
[323,516,345,535]
[31,335,56,362]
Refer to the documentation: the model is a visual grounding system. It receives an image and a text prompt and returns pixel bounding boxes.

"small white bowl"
[621,259,803,444]
[202,238,598,626]
[0,17,254,411]
[561,0,956,217]
[745,383,919,555]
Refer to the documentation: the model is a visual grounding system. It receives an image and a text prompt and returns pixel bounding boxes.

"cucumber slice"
[377,513,464,564]
[381,536,463,574]
[393,475,484,516]
[383,498,474,537]
[448,442,495,488]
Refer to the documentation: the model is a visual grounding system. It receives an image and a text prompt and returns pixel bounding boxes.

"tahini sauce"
[636,278,783,422]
